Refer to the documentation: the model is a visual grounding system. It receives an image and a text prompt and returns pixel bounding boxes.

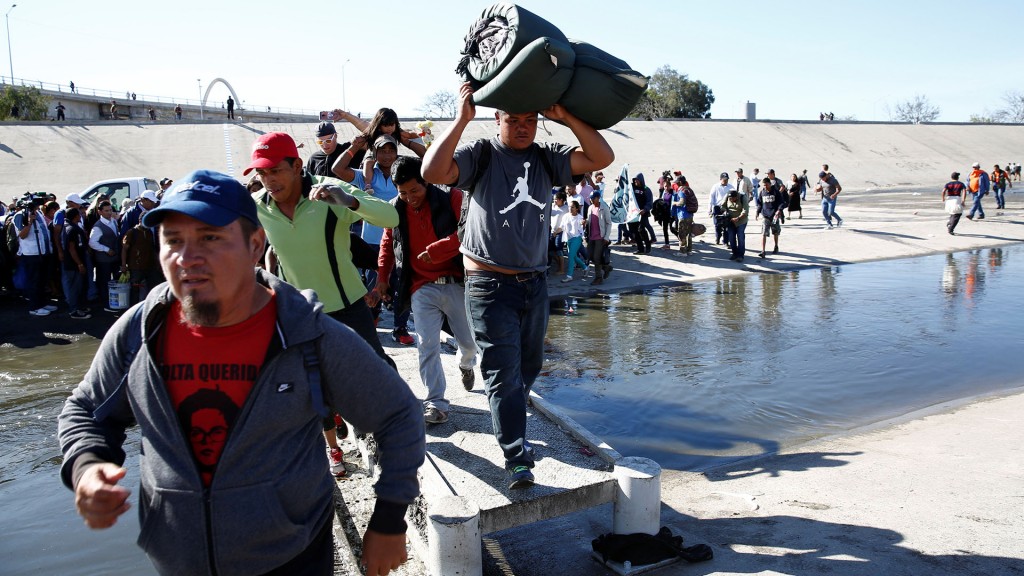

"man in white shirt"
[709,172,735,245]
[549,191,569,275]
[88,200,121,312]
[14,199,56,316]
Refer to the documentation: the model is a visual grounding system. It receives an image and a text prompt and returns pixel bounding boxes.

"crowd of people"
[0,82,1014,574]
[48,82,612,576]
[1,177,174,318]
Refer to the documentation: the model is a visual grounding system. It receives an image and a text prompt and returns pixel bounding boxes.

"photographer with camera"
[13,193,57,316]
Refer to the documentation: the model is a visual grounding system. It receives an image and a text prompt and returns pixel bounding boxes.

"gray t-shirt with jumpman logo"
[454,137,575,272]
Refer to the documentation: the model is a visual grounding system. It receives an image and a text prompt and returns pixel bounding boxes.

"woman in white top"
[560,201,589,282]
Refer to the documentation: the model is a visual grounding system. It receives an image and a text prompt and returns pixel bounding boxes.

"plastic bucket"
[108,281,130,311]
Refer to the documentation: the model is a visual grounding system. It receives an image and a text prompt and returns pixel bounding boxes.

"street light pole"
[197,78,203,120]
[341,59,350,111]
[5,4,16,84]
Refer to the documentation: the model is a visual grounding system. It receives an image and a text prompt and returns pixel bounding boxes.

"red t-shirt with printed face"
[160,296,277,486]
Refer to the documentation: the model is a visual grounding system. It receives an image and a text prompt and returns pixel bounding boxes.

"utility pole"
[4,4,15,83]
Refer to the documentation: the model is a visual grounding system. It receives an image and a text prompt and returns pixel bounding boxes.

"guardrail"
[0,75,319,117]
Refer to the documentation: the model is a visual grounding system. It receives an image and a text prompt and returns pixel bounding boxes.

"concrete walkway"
[333,194,1024,575]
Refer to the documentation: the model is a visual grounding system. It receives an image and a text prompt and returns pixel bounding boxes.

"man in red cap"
[245,132,399,477]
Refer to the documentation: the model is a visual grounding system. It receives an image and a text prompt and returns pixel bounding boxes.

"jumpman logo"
[498,162,546,214]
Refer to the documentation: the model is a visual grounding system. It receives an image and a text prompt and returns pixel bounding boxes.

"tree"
[992,91,1024,124]
[891,95,940,124]
[418,89,458,119]
[628,65,714,119]
[0,86,50,121]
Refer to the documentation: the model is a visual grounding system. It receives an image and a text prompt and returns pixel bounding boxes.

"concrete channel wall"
[1,119,1021,199]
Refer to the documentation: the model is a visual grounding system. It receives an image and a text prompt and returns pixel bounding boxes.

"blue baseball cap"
[142,170,259,228]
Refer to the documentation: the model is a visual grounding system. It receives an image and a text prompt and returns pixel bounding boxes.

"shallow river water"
[539,246,1023,471]
[1,246,1021,574]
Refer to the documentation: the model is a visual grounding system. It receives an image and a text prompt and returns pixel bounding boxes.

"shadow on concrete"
[853,228,927,241]
[0,143,22,158]
[234,123,267,136]
[659,507,1024,576]
[704,451,863,480]
[483,500,1024,575]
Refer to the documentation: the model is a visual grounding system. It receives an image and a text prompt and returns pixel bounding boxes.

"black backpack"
[682,186,699,214]
[592,526,713,566]
[652,198,669,223]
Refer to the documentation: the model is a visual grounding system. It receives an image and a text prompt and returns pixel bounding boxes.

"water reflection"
[540,246,1024,471]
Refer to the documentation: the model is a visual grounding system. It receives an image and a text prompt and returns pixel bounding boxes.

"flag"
[609,164,632,224]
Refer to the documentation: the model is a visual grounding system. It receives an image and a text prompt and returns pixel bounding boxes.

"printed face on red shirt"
[189,407,229,467]
[158,213,266,327]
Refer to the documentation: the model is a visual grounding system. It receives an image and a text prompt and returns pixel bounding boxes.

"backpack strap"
[94,304,146,422]
[301,340,330,418]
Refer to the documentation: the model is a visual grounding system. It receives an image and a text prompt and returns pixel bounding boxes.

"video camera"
[16,192,48,212]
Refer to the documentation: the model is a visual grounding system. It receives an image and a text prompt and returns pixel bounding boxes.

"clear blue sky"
[4,0,1019,121]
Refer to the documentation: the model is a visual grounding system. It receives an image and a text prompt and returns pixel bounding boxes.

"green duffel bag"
[470,36,575,114]
[457,2,567,84]
[557,40,649,130]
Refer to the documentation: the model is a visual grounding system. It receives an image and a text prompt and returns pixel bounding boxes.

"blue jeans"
[726,221,747,259]
[821,197,842,225]
[992,185,1005,209]
[326,299,397,370]
[19,254,46,309]
[968,192,985,218]
[465,271,548,470]
[565,236,587,277]
[62,267,85,311]
[412,283,477,412]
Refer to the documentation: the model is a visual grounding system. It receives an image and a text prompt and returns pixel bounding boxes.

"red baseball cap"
[243,132,299,176]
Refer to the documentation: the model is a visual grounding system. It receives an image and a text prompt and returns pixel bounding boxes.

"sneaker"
[966,214,974,220]
[728,255,739,261]
[43,305,58,312]
[836,219,843,228]
[827,223,834,229]
[69,310,92,320]
[392,328,415,346]
[508,465,535,489]
[977,215,985,220]
[561,276,573,283]
[329,448,346,478]
[424,407,449,425]
[461,367,475,391]
[29,307,51,316]
[603,265,612,279]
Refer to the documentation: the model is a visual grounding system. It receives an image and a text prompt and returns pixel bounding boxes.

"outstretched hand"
[75,463,131,529]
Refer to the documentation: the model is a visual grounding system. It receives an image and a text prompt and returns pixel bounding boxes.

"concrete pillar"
[612,456,662,535]
[426,495,481,576]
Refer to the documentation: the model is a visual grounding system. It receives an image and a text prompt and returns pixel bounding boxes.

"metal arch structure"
[202,78,240,109]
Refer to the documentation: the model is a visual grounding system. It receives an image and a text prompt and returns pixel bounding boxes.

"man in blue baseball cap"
[59,169,424,576]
